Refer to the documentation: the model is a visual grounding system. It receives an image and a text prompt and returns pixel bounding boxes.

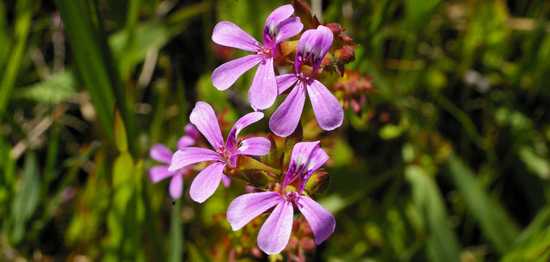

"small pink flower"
[169,101,271,203]
[149,143,191,200]
[211,4,303,110]
[149,124,200,199]
[226,141,335,254]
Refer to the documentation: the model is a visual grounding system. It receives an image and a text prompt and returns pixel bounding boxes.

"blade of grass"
[0,0,33,119]
[406,165,461,262]
[9,152,40,244]
[447,154,519,253]
[502,206,550,261]
[55,0,135,153]
[0,1,9,70]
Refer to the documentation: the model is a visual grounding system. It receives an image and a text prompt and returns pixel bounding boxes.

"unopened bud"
[335,45,355,64]
[325,23,343,35]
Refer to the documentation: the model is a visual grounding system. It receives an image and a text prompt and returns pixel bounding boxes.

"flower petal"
[297,196,336,245]
[169,174,184,199]
[276,74,298,94]
[249,58,277,110]
[257,200,294,255]
[290,141,329,174]
[275,17,303,43]
[212,55,263,91]
[227,192,282,231]
[307,80,343,131]
[296,25,333,70]
[189,102,225,150]
[265,4,294,29]
[222,175,231,188]
[237,137,271,156]
[177,136,195,150]
[306,146,329,174]
[177,124,200,149]
[149,165,173,183]
[169,147,222,172]
[226,111,264,151]
[269,83,306,137]
[212,21,261,52]
[150,144,172,164]
[263,5,302,45]
[189,162,225,203]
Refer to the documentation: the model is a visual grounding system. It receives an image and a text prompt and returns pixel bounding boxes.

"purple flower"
[169,101,271,203]
[211,4,303,110]
[149,144,191,200]
[269,25,344,137]
[149,124,201,199]
[226,141,335,254]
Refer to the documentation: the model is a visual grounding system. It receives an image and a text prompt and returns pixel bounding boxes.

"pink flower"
[149,124,199,199]
[169,101,271,203]
[226,141,335,254]
[269,25,344,137]
[211,4,303,110]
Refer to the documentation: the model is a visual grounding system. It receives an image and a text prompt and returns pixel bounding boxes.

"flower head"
[226,141,335,254]
[269,25,344,137]
[149,124,199,199]
[169,101,271,203]
[211,4,303,110]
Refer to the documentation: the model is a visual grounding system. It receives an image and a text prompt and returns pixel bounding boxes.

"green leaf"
[406,165,460,262]
[15,71,76,104]
[502,206,550,262]
[379,124,404,140]
[9,152,40,244]
[519,146,550,179]
[111,21,173,80]
[447,155,519,253]
[110,1,210,80]
[404,0,441,30]
[114,112,129,153]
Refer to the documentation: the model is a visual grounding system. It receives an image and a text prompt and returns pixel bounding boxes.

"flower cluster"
[149,3,358,257]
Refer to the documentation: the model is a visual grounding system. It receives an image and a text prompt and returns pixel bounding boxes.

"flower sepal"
[235,155,281,174]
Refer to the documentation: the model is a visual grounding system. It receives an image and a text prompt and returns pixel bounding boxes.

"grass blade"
[406,165,461,262]
[0,0,33,118]
[447,155,519,253]
[55,0,135,150]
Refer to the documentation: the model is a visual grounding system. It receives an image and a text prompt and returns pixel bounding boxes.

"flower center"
[285,191,300,204]
[216,147,235,166]
[296,72,314,85]
[257,46,272,58]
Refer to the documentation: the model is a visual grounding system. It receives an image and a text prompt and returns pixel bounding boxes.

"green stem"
[0,0,33,119]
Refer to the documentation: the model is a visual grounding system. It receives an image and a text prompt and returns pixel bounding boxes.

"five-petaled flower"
[270,25,344,137]
[169,101,271,203]
[226,141,336,254]
[211,4,303,110]
[149,124,199,199]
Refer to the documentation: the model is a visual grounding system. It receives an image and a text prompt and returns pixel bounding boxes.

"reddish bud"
[335,45,355,64]
[333,70,375,113]
[325,23,343,35]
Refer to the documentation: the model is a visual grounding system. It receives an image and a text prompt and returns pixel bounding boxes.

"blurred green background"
[1,0,550,261]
